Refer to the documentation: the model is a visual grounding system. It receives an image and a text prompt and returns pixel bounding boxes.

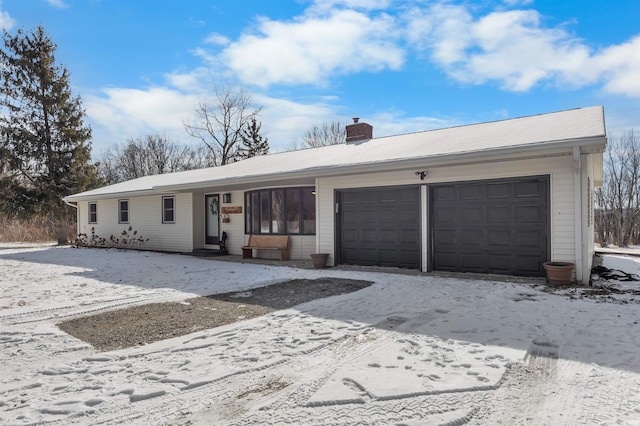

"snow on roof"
[65,106,606,201]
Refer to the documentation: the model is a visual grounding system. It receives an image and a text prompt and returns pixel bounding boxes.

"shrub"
[75,226,148,249]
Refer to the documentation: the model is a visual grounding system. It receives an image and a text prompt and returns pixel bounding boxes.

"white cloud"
[221,9,404,87]
[403,2,640,97]
[164,67,214,93]
[85,84,346,154]
[85,87,200,153]
[253,95,338,150]
[405,5,592,91]
[593,35,640,97]
[47,0,69,9]
[203,32,230,46]
[0,3,15,30]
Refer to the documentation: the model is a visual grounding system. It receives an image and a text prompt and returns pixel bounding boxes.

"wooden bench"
[242,235,290,261]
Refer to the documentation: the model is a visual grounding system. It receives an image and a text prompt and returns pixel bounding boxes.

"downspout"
[573,146,583,283]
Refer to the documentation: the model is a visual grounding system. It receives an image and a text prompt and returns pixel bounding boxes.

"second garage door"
[337,187,420,269]
[430,176,550,276]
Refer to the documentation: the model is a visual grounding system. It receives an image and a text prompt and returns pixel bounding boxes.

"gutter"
[156,136,607,193]
[63,199,78,209]
[63,135,607,201]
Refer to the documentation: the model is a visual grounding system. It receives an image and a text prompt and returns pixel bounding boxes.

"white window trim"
[118,199,129,224]
[162,196,176,224]
[88,202,97,224]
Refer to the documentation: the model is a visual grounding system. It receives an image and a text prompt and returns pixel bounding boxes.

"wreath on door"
[209,197,218,216]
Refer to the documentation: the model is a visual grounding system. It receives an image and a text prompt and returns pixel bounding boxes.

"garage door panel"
[460,185,483,200]
[515,180,543,197]
[461,253,484,270]
[515,230,544,247]
[342,229,358,243]
[487,254,511,272]
[434,252,458,269]
[461,206,484,222]
[379,230,397,243]
[435,229,456,245]
[400,230,419,244]
[434,186,456,201]
[399,210,419,222]
[431,176,549,277]
[488,229,510,246]
[487,206,510,223]
[515,255,544,273]
[515,205,543,222]
[360,228,378,243]
[487,183,510,198]
[461,230,483,245]
[398,188,419,201]
[435,207,457,223]
[338,187,420,269]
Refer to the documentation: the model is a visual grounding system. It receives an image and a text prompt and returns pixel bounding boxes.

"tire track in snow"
[1,292,187,325]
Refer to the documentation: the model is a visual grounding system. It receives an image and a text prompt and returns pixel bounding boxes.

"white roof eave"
[62,106,607,202]
[154,135,606,192]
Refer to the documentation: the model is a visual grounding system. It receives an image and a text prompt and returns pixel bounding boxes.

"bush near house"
[75,226,148,249]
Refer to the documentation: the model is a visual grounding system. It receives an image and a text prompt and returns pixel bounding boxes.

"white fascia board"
[65,135,606,200]
[62,188,175,202]
[156,135,606,192]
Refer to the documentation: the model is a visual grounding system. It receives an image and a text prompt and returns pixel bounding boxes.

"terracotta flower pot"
[543,261,575,285]
[310,253,329,269]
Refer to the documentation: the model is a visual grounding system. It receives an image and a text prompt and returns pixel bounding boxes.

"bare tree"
[302,121,346,148]
[97,134,210,184]
[595,130,640,247]
[183,86,262,166]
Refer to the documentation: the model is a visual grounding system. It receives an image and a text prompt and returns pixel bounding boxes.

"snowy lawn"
[1,244,640,425]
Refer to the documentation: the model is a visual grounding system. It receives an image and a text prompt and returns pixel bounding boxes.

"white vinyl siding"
[317,154,576,269]
[77,193,193,252]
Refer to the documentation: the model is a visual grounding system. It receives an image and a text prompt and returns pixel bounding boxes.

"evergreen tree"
[0,25,100,243]
[237,117,269,160]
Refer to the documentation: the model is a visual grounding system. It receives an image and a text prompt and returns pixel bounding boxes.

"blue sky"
[2,0,639,156]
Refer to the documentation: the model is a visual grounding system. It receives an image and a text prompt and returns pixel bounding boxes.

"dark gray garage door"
[430,176,549,276]
[337,187,420,269]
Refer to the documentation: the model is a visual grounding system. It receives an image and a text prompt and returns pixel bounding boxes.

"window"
[285,188,300,233]
[245,187,315,235]
[118,199,129,224]
[88,202,97,224]
[162,196,175,223]
[302,187,316,234]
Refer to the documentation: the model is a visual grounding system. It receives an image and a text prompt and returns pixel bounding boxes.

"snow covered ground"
[1,244,640,425]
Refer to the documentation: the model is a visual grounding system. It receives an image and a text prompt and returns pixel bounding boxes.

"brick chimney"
[346,117,373,143]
